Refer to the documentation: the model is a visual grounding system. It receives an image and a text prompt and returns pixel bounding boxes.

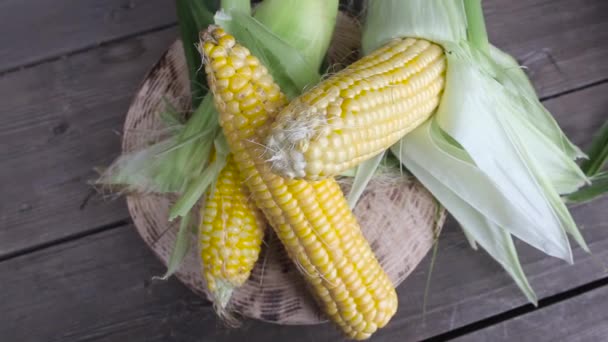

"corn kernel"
[200,26,397,340]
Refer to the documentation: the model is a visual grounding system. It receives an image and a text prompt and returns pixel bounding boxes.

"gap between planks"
[0,23,177,78]
[0,218,132,263]
[539,78,608,102]
[422,275,608,341]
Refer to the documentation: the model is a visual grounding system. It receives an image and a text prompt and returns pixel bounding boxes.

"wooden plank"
[454,285,608,342]
[0,0,175,73]
[484,0,608,97]
[1,198,606,341]
[0,28,177,257]
[1,0,606,95]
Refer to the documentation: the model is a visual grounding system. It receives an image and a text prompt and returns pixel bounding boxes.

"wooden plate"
[123,40,445,325]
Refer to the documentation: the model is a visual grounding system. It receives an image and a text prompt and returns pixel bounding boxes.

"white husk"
[364,0,589,303]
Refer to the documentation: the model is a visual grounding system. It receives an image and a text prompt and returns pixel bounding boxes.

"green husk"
[97,96,218,194]
[347,152,385,208]
[580,121,608,176]
[221,0,251,14]
[364,0,590,303]
[169,134,230,220]
[565,172,608,204]
[156,212,193,280]
[176,0,217,107]
[565,121,608,203]
[252,0,339,71]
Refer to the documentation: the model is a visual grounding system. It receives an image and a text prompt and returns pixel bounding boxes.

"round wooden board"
[123,40,445,325]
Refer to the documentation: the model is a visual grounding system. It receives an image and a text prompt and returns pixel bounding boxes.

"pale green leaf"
[347,151,385,209]
[433,46,583,259]
[462,229,478,250]
[176,0,216,107]
[395,144,537,304]
[252,0,339,71]
[220,0,250,14]
[394,120,572,261]
[169,153,228,221]
[565,172,608,204]
[157,213,193,280]
[216,11,320,98]
[581,121,608,176]
[489,46,585,160]
[362,0,467,54]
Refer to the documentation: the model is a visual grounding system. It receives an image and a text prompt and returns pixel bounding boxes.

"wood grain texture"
[1,0,606,260]
[0,0,176,73]
[0,28,177,258]
[454,285,608,342]
[484,0,608,97]
[1,196,605,342]
[1,0,605,94]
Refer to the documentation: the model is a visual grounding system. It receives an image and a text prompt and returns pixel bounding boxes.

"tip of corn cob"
[265,103,321,179]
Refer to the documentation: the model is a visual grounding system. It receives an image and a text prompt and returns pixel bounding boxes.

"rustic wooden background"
[1,0,606,341]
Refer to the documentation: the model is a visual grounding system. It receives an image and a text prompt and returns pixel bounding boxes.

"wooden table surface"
[1,1,606,341]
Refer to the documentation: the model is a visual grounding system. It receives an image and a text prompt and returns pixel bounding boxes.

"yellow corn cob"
[199,154,265,308]
[266,38,446,180]
[200,27,397,340]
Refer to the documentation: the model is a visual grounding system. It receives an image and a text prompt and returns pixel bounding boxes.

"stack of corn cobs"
[198,26,438,338]
[102,0,592,339]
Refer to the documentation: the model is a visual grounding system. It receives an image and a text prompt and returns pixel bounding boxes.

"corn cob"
[201,27,397,340]
[265,38,446,180]
[199,155,265,308]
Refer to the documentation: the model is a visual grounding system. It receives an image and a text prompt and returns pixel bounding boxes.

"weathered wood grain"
[0,0,176,73]
[484,0,608,97]
[1,195,606,341]
[1,0,606,93]
[0,28,177,258]
[454,285,608,342]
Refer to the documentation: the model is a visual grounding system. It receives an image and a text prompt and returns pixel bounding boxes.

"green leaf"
[463,0,489,53]
[347,151,385,209]
[216,11,321,98]
[565,172,608,204]
[176,0,217,107]
[488,46,585,161]
[394,120,573,261]
[169,151,228,220]
[393,140,537,304]
[220,0,250,14]
[157,213,193,280]
[158,98,185,127]
[362,0,467,54]
[580,121,608,176]
[252,0,339,71]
